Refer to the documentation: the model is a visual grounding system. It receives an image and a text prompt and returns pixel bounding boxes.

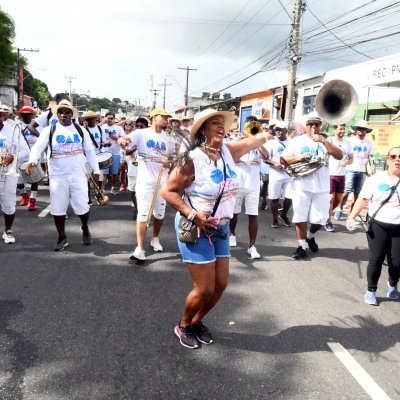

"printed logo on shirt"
[378,183,391,192]
[210,163,237,184]
[147,139,167,152]
[50,118,58,125]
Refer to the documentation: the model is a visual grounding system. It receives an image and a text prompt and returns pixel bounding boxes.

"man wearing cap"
[26,100,100,251]
[0,108,30,244]
[181,116,192,136]
[0,105,18,129]
[324,124,354,231]
[263,120,293,228]
[16,106,40,210]
[100,111,125,195]
[339,120,374,214]
[229,115,266,259]
[118,108,177,261]
[281,113,343,259]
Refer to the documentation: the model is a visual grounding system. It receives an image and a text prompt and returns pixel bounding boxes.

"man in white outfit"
[26,100,100,251]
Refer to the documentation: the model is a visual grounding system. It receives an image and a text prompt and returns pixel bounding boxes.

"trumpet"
[86,171,109,205]
[244,121,262,137]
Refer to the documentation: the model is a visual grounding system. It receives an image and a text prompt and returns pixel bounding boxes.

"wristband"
[187,209,197,221]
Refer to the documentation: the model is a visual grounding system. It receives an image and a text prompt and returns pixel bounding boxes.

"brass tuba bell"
[316,79,359,125]
[244,120,262,137]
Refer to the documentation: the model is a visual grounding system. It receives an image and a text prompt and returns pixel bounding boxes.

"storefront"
[239,89,273,131]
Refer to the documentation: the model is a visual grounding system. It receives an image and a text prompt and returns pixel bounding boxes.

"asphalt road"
[0,184,399,400]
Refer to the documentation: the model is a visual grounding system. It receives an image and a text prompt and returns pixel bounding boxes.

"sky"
[2,0,400,111]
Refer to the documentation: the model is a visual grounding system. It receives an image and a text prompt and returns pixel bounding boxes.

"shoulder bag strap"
[369,178,400,220]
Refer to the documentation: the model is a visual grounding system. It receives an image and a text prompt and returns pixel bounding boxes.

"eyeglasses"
[125,123,134,126]
[306,123,321,127]
[136,124,145,128]
[58,109,72,115]
[107,117,114,120]
[388,154,400,160]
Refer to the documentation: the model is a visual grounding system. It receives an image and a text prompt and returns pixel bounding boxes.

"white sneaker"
[130,247,146,261]
[3,230,15,244]
[247,245,260,259]
[150,237,163,252]
[229,235,237,247]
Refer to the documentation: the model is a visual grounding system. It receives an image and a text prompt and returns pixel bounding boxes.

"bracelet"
[187,209,197,221]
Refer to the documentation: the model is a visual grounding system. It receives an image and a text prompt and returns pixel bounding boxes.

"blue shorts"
[102,154,120,175]
[174,212,230,264]
[344,171,366,195]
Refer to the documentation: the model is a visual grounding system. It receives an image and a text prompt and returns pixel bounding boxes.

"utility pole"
[149,89,160,110]
[17,47,39,108]
[158,77,172,109]
[284,0,306,125]
[178,66,197,116]
[64,76,77,105]
[135,98,143,114]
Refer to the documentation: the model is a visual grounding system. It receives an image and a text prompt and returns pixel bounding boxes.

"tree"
[23,68,52,109]
[0,9,16,84]
[112,97,121,104]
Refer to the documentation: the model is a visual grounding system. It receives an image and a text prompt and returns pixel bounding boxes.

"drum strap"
[49,122,84,158]
[84,126,99,149]
[22,126,31,149]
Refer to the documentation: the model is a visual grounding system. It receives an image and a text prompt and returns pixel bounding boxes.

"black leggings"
[366,219,400,291]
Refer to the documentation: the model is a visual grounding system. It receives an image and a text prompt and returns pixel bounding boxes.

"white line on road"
[328,342,391,400]
[38,205,51,218]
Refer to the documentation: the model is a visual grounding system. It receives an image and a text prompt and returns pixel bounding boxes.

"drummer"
[17,106,40,211]
[0,108,30,244]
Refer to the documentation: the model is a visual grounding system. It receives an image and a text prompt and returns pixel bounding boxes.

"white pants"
[0,181,16,214]
[268,177,292,200]
[136,181,166,222]
[50,174,89,216]
[233,188,260,216]
[292,190,329,225]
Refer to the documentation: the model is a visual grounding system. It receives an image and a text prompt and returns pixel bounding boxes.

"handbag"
[178,154,227,243]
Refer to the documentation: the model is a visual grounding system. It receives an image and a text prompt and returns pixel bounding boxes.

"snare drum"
[19,161,45,184]
[96,152,113,169]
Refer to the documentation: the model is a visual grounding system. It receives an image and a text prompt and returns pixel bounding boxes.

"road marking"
[328,342,391,400]
[38,205,51,218]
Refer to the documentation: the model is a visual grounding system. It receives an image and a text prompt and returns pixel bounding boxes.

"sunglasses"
[306,123,321,127]
[136,124,145,128]
[388,154,400,160]
[107,117,114,120]
[125,123,134,126]
[58,109,72,115]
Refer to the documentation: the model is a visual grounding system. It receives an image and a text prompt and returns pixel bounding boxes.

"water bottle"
[347,220,356,232]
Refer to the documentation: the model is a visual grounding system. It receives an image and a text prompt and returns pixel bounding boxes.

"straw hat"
[83,111,100,119]
[351,120,372,133]
[52,100,78,119]
[190,109,234,141]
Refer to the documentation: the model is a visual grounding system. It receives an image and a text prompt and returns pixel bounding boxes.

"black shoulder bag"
[360,178,400,232]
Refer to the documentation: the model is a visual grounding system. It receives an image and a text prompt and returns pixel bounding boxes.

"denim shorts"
[344,171,366,195]
[174,212,230,264]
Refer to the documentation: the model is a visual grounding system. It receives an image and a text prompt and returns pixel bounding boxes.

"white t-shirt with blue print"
[264,138,290,181]
[346,137,373,173]
[282,134,329,193]
[359,171,400,224]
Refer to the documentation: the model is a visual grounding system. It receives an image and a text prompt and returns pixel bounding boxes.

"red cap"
[18,106,36,114]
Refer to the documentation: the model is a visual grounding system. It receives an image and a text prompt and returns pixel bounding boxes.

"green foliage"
[0,9,16,84]
[23,68,52,109]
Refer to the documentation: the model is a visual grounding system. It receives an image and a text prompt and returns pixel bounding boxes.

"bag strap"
[84,126,99,149]
[22,126,31,149]
[369,178,400,220]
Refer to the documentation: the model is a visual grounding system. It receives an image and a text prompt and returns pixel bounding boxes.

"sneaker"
[54,236,68,252]
[2,230,15,244]
[130,247,146,261]
[119,185,126,191]
[19,193,29,206]
[27,198,36,211]
[364,290,377,305]
[81,227,92,245]
[150,237,163,252]
[229,235,237,247]
[334,210,343,221]
[291,246,308,260]
[110,187,119,196]
[174,325,200,349]
[306,237,319,252]
[278,214,291,227]
[387,282,399,300]
[247,245,261,259]
[192,322,214,344]
[324,222,335,232]
[271,219,279,228]
[260,199,267,210]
